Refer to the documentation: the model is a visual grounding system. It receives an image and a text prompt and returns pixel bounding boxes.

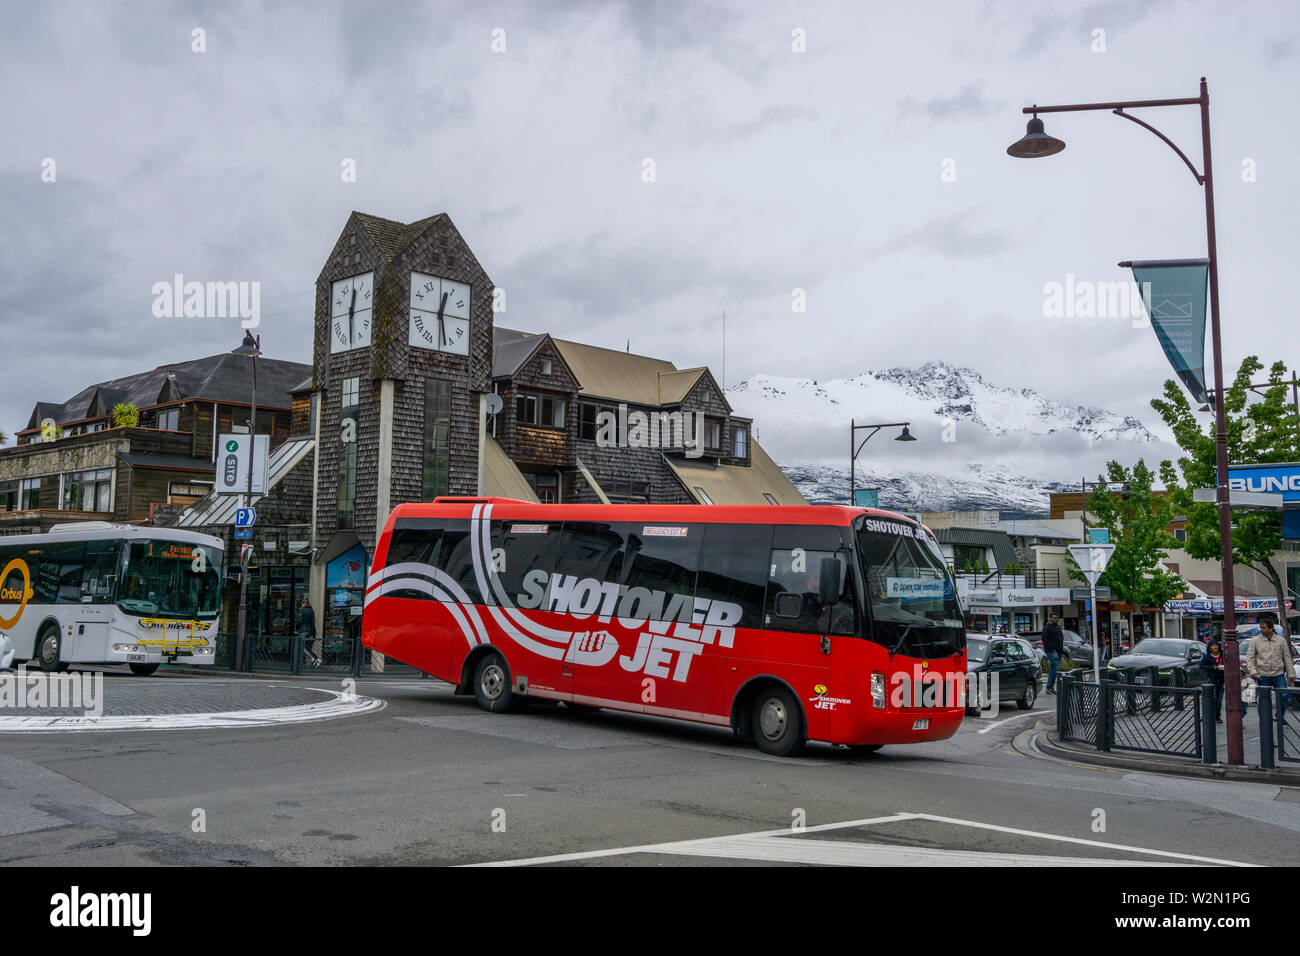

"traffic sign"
[1072,585,1111,602]
[216,434,269,495]
[1087,528,1110,544]
[235,507,256,528]
[234,529,253,540]
[1068,543,1115,587]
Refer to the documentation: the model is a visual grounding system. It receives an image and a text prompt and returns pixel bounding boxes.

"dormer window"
[516,393,565,428]
[158,408,179,431]
[540,358,552,376]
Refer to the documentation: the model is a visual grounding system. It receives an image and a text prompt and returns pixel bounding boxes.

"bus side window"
[617,522,701,615]
[33,541,86,605]
[554,522,625,582]
[489,519,560,607]
[696,523,772,629]
[766,526,849,634]
[437,520,482,605]
[82,539,120,603]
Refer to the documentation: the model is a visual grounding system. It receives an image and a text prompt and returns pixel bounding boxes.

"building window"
[515,393,565,428]
[525,473,559,504]
[605,480,650,503]
[424,378,451,500]
[0,480,16,512]
[63,469,113,511]
[733,427,747,458]
[763,493,778,505]
[705,419,722,451]
[339,377,359,529]
[158,408,179,431]
[167,481,212,504]
[579,403,612,441]
[1174,528,1186,543]
[694,486,715,505]
[540,358,553,376]
[20,477,42,510]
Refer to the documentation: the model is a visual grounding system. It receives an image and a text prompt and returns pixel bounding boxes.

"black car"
[1106,638,1208,686]
[965,635,1040,713]
[1020,628,1092,665]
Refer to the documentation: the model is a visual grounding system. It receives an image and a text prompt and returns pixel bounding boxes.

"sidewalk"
[1035,706,1300,786]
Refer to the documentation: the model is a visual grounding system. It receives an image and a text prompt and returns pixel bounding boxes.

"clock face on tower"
[330,272,374,353]
[409,272,471,355]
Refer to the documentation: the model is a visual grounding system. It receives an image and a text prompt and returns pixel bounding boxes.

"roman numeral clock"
[409,272,471,355]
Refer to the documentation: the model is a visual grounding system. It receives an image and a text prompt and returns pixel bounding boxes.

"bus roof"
[386,496,922,530]
[0,522,224,551]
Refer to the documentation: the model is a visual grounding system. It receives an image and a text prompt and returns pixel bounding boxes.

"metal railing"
[210,633,429,679]
[952,569,1062,588]
[1057,672,1202,759]
[1261,686,1300,768]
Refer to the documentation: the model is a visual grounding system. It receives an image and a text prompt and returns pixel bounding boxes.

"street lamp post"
[232,332,261,673]
[849,420,915,505]
[1008,77,1245,763]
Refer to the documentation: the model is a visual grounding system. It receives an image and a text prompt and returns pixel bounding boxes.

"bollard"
[1057,672,1070,735]
[291,634,303,676]
[1201,685,1217,764]
[1260,686,1275,770]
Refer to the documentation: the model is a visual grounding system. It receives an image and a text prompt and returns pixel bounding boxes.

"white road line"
[471,810,1253,867]
[905,813,1254,867]
[651,836,1182,867]
[976,711,1045,734]
[465,813,917,866]
[0,690,385,733]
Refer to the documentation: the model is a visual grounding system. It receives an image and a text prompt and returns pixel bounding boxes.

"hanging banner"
[1128,259,1209,404]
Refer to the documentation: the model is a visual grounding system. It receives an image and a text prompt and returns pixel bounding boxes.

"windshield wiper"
[888,625,917,656]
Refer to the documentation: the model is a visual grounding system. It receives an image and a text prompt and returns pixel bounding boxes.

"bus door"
[762,527,843,741]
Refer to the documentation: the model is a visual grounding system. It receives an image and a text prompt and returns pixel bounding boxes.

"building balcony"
[953,568,1062,589]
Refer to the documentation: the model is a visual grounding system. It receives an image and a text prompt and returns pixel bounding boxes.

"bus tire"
[472,651,518,713]
[752,685,805,757]
[129,663,160,676]
[37,625,68,673]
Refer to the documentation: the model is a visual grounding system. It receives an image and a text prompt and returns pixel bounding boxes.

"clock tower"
[311,211,495,565]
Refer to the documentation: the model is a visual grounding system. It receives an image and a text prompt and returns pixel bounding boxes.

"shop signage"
[1164,597,1293,615]
[1002,588,1072,606]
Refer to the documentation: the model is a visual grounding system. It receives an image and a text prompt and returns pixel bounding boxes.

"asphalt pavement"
[0,672,1297,867]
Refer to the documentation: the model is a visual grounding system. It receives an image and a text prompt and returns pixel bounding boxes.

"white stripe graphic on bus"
[474,504,576,645]
[364,576,478,648]
[366,563,490,646]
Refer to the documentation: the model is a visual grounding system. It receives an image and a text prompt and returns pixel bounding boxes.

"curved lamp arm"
[1111,109,1205,185]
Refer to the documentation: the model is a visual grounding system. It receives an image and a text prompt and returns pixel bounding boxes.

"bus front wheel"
[129,663,160,676]
[752,686,806,757]
[37,626,68,673]
[473,651,519,713]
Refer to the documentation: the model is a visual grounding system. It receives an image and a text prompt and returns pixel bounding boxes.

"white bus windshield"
[118,540,223,619]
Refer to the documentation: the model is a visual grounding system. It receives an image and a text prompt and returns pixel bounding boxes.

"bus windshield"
[118,540,223,619]
[855,517,964,658]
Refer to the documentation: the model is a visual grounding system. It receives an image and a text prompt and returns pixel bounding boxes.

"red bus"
[362,498,967,756]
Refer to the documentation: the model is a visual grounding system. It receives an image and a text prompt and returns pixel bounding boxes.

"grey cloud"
[896,83,999,123]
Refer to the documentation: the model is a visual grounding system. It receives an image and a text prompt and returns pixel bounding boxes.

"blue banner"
[1130,261,1209,404]
[853,488,879,508]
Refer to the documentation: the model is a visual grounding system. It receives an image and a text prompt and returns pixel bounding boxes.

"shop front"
[325,543,368,657]
[1163,595,1296,643]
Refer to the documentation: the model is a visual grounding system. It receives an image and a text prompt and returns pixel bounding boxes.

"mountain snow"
[728,361,1158,513]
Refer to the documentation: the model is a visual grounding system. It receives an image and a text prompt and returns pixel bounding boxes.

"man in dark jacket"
[296,596,320,668]
[1042,613,1065,694]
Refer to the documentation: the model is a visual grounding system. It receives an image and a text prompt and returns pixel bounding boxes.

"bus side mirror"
[818,557,842,606]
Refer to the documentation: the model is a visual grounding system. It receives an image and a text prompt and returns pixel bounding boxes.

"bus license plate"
[127,653,147,662]
[912,718,930,731]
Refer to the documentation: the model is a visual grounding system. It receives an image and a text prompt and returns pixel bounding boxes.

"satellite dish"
[485,393,503,415]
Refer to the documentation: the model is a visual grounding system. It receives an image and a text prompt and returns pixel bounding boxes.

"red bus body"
[363,498,966,751]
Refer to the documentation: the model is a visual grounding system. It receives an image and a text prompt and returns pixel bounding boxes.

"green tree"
[1152,355,1300,638]
[1070,459,1187,640]
[111,402,139,428]
[0,428,7,446]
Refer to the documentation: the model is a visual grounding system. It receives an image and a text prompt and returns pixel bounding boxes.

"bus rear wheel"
[37,626,68,673]
[129,663,160,676]
[473,651,519,713]
[752,686,805,757]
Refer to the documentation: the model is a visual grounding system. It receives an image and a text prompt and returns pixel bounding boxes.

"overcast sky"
[3,0,1297,479]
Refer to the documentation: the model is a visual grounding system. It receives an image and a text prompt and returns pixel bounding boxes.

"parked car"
[965,634,1040,713]
[0,630,13,670]
[1013,630,1047,663]
[1019,628,1091,665]
[1107,638,1208,687]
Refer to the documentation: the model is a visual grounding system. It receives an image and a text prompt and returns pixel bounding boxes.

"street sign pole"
[1069,544,1115,685]
[1091,579,1100,685]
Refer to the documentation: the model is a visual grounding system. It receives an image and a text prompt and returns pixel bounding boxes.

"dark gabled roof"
[932,527,1020,568]
[352,211,449,261]
[25,353,311,431]
[493,330,547,379]
[290,377,313,395]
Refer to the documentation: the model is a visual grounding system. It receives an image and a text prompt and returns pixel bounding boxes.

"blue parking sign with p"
[235,508,256,528]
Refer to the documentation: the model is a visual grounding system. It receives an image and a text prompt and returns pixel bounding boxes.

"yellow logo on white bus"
[0,559,32,629]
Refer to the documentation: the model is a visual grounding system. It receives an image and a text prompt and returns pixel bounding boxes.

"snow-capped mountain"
[730,361,1155,444]
[729,361,1164,513]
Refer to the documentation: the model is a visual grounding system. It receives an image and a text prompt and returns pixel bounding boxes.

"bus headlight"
[871,672,886,709]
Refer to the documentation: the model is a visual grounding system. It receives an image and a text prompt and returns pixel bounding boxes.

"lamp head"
[1007,115,1066,158]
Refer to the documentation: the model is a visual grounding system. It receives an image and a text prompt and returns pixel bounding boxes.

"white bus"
[0,522,224,675]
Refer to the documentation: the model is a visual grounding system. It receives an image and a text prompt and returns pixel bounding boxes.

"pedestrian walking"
[1042,612,1065,694]
[1198,639,1226,723]
[1246,618,1291,715]
[296,596,321,668]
